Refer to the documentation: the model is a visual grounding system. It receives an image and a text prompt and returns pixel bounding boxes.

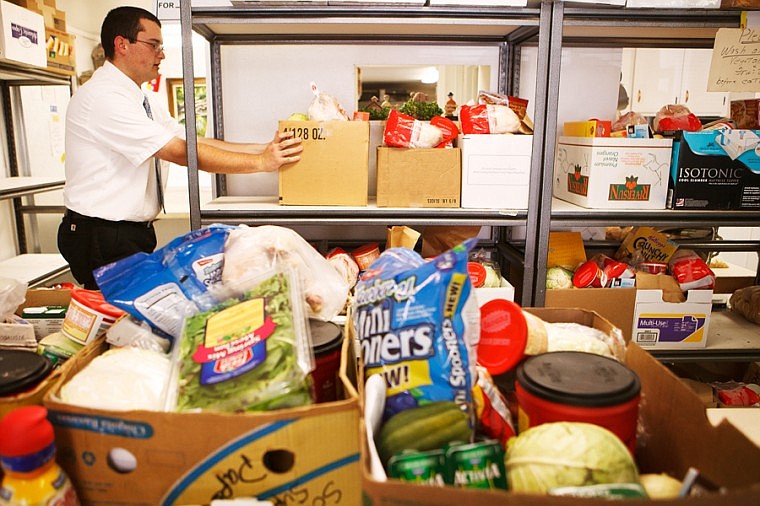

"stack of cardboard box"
[8,0,73,75]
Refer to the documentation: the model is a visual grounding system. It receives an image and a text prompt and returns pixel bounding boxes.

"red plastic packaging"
[668,249,716,291]
[383,109,457,148]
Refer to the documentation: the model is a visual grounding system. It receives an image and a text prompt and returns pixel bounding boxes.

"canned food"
[444,440,507,490]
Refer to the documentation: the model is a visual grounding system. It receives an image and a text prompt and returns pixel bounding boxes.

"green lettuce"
[176,271,312,412]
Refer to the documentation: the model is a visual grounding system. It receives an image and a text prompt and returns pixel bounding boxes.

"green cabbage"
[545,266,573,289]
[505,422,639,494]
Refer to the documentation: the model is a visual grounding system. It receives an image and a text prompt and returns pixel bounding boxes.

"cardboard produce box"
[278,120,369,206]
[667,130,760,210]
[459,134,532,209]
[360,308,760,505]
[0,0,46,67]
[553,136,672,209]
[376,147,461,208]
[44,333,361,505]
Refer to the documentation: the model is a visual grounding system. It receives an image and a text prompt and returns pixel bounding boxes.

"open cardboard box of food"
[360,308,760,505]
[0,288,72,418]
[43,329,361,506]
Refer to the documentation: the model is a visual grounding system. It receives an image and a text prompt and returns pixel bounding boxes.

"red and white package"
[460,104,521,135]
[383,109,458,149]
[668,249,716,291]
[594,254,635,282]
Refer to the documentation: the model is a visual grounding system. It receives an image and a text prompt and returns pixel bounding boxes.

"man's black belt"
[65,209,154,228]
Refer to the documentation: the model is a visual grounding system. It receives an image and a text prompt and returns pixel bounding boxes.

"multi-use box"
[553,136,673,209]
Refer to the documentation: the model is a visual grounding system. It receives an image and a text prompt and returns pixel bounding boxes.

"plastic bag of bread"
[730,285,760,325]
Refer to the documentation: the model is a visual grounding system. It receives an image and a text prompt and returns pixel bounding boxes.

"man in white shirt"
[58,6,302,289]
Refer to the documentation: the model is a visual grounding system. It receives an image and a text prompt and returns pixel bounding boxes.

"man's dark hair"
[101,7,161,60]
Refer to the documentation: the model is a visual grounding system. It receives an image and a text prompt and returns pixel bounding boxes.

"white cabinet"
[630,48,728,117]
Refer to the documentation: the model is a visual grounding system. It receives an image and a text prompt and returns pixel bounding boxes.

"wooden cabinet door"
[630,48,683,116]
[680,49,729,117]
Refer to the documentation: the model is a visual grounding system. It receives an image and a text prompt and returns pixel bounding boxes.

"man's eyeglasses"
[133,39,164,54]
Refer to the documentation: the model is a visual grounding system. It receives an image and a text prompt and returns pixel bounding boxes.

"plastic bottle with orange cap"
[0,405,80,505]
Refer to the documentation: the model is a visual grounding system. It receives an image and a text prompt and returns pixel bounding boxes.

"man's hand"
[260,130,303,171]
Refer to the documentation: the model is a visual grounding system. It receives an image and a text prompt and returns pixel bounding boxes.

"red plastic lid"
[478,299,527,375]
[0,406,53,457]
[572,260,600,288]
[71,289,124,318]
[467,262,487,288]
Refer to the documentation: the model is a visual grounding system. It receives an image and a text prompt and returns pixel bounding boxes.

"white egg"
[107,447,137,474]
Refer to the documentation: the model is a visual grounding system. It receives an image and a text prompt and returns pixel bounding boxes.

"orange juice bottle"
[0,406,79,505]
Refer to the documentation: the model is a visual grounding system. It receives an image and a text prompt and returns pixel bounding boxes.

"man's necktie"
[142,95,165,213]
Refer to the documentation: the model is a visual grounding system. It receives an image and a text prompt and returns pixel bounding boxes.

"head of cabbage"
[505,422,639,494]
[545,266,573,290]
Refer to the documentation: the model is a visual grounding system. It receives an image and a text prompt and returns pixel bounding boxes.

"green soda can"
[444,439,508,490]
[387,449,446,486]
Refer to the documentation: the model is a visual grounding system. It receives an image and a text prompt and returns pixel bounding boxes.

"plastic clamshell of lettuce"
[174,269,314,412]
[505,422,639,494]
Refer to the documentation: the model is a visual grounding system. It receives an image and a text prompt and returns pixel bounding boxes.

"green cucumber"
[376,401,472,465]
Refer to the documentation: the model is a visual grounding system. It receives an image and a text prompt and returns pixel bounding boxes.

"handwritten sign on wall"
[708,28,760,92]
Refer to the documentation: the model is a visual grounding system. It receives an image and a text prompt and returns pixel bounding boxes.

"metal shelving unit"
[0,58,70,286]
[179,0,552,305]
[530,2,760,362]
[179,1,760,358]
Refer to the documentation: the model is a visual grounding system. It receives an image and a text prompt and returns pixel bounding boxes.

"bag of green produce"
[171,268,314,412]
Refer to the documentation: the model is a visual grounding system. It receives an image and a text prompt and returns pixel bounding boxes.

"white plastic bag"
[221,225,350,321]
[0,277,27,319]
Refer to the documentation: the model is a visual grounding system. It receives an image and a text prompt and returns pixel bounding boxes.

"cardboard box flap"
[627,344,760,488]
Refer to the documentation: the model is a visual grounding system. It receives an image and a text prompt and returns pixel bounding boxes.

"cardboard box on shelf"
[458,134,532,209]
[563,119,612,137]
[632,288,712,349]
[667,130,760,210]
[44,332,361,505]
[44,27,73,75]
[6,0,41,14]
[553,136,673,209]
[40,4,63,31]
[0,0,46,67]
[360,308,760,505]
[278,120,369,206]
[376,147,461,208]
[545,273,713,347]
